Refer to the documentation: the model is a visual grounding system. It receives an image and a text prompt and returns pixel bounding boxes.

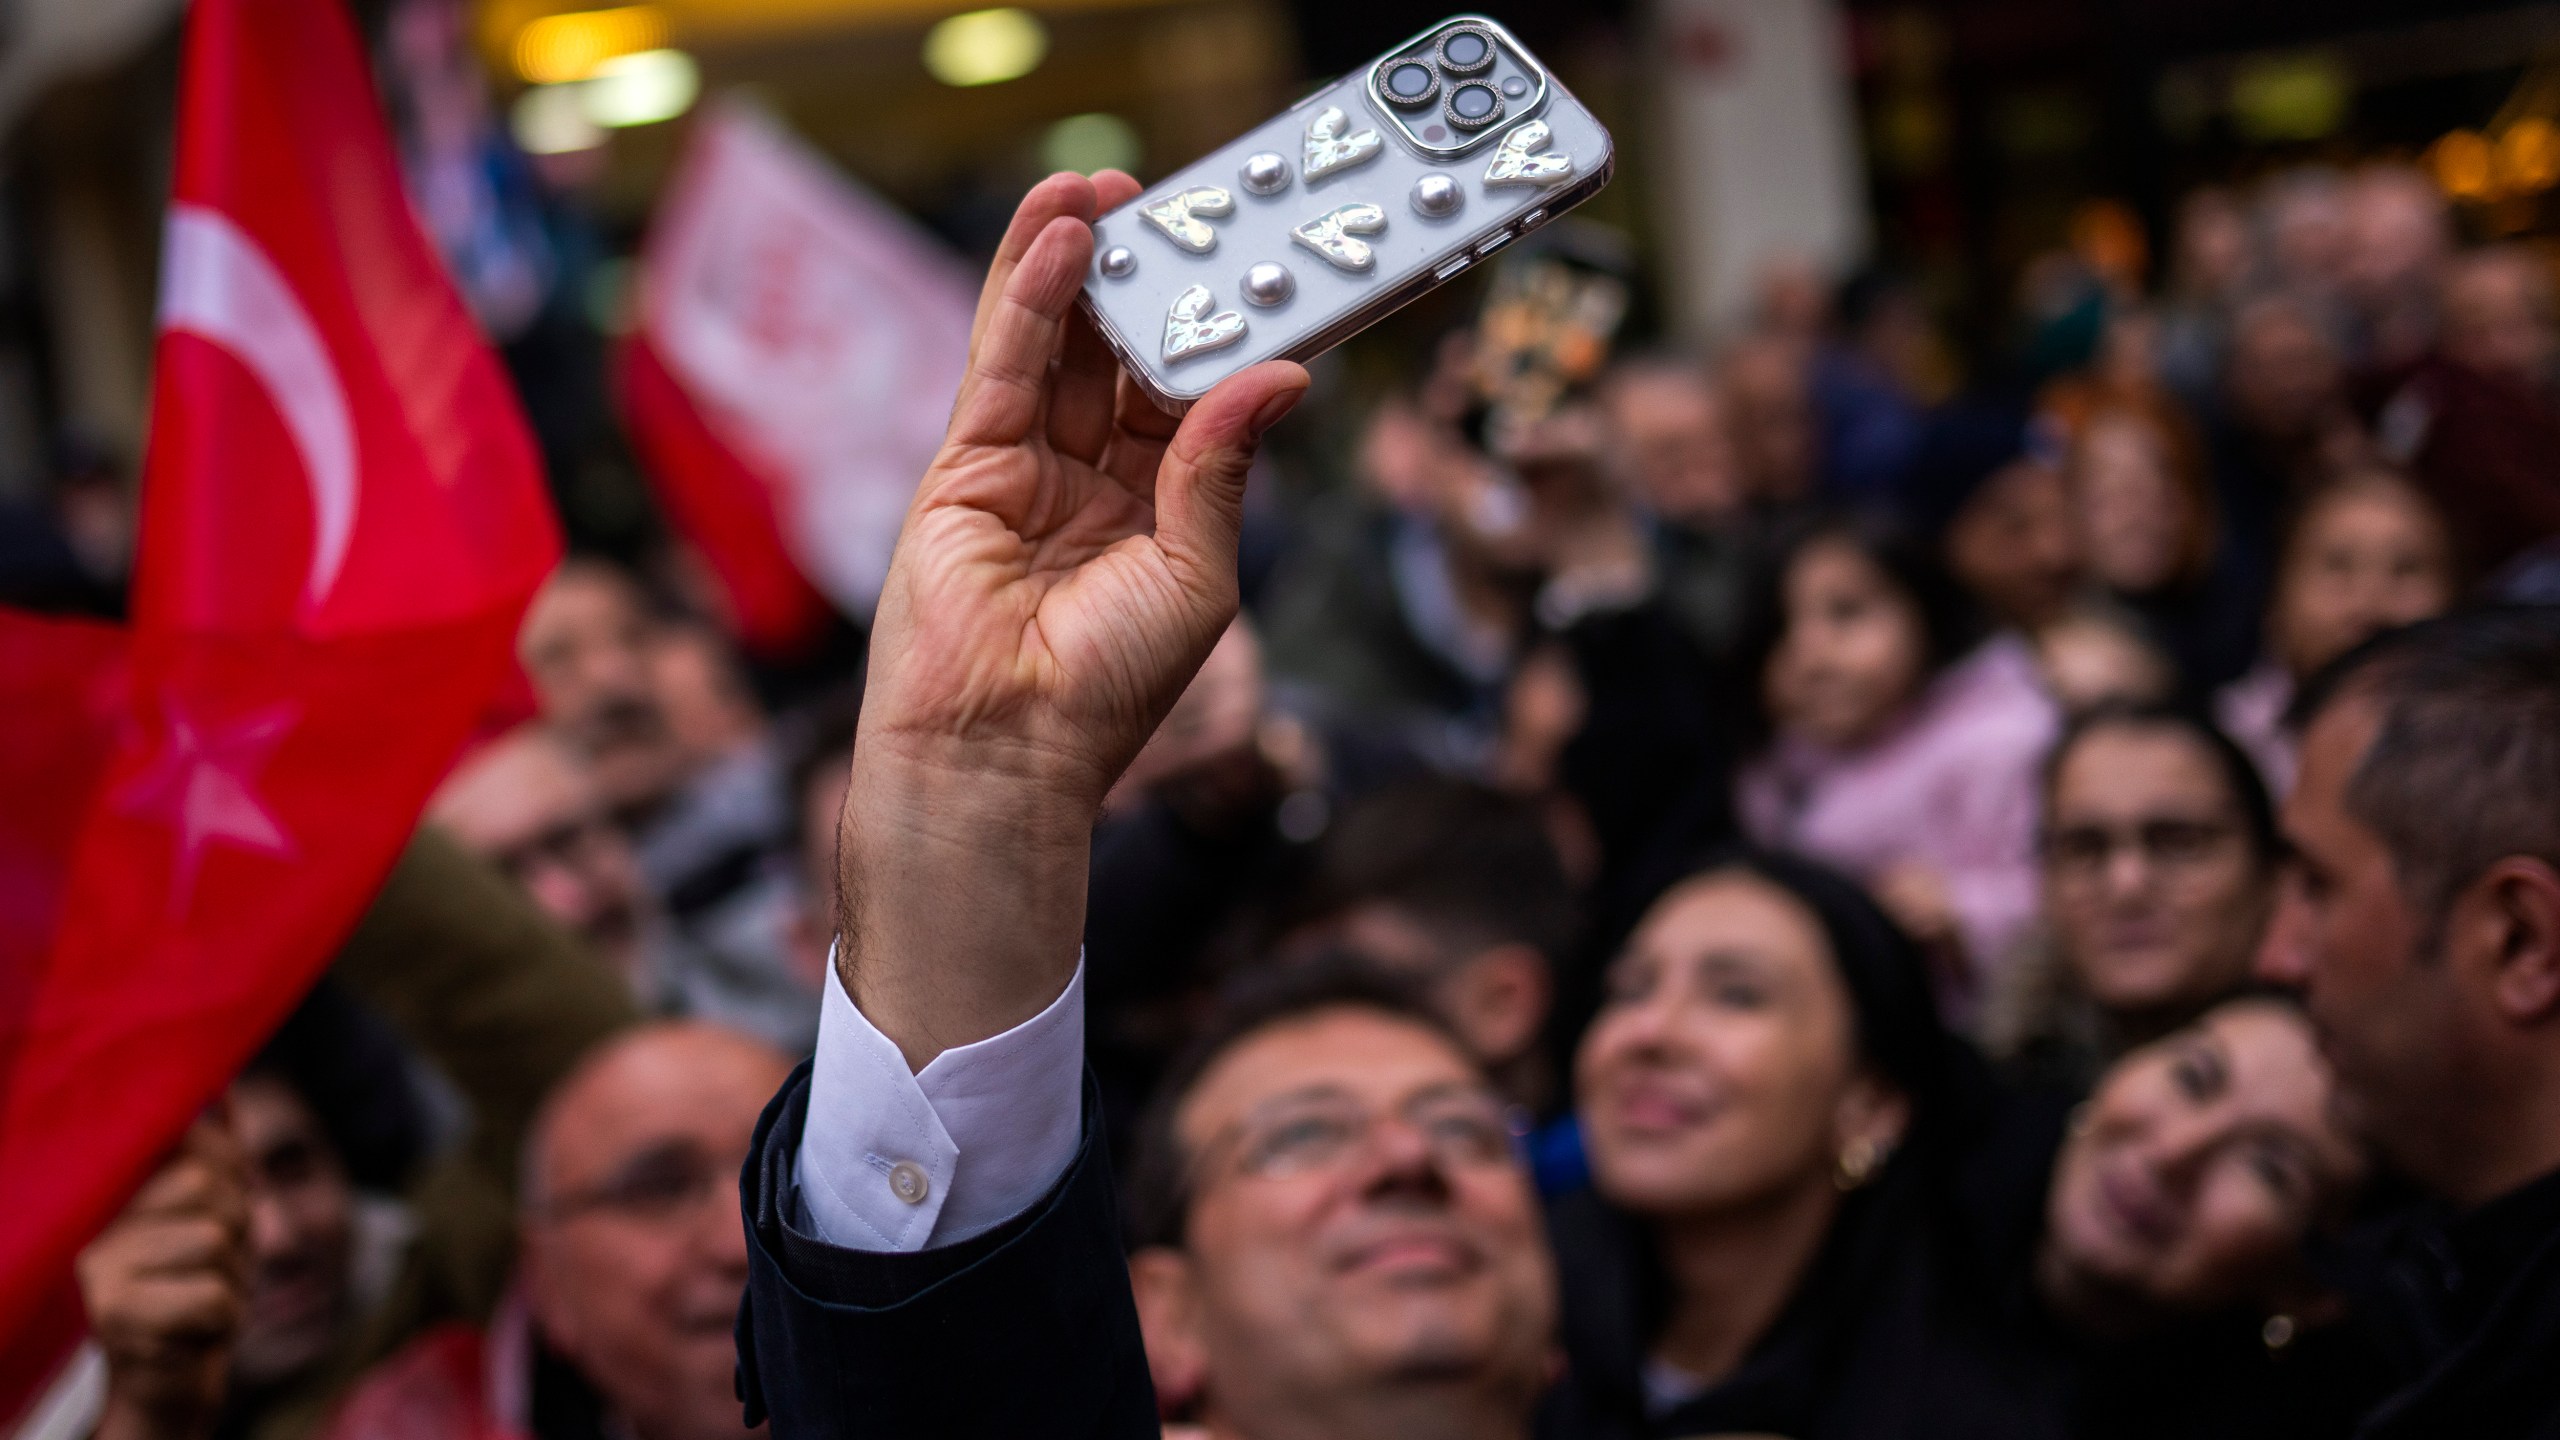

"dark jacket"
[735,1065,1157,1439]
[2348,1164,2560,1439]
[1541,1150,2069,1440]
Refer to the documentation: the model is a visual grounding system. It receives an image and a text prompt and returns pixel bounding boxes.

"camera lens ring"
[1435,24,1497,76]
[1380,58,1442,108]
[1443,80,1504,130]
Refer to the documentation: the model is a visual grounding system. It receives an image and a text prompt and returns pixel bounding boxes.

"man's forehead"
[1177,1007,1482,1141]
[540,1030,789,1178]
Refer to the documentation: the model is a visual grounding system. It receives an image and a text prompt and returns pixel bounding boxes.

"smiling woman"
[1544,850,2052,1440]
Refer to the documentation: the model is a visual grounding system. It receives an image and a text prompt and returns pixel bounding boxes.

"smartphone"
[1078,14,1616,412]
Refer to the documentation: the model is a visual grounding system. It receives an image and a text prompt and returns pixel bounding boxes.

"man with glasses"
[726,172,1555,1439]
[323,1021,789,1440]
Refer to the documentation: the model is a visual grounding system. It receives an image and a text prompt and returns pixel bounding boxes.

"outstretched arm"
[834,169,1305,1065]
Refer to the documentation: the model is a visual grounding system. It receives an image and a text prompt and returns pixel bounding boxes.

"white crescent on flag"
[157,202,358,608]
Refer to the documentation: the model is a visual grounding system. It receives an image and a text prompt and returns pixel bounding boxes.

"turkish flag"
[620,101,975,656]
[0,0,559,1419]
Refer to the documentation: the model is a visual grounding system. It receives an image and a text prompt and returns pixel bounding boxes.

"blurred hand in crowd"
[519,559,689,819]
[2035,608,2175,714]
[78,1117,250,1440]
[2040,999,2365,1331]
[2267,471,2453,683]
[430,726,653,989]
[521,1024,792,1440]
[832,168,1304,1062]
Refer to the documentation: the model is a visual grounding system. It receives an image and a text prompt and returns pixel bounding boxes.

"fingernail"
[1249,387,1306,442]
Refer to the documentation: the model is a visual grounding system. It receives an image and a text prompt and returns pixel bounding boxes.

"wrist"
[834,737,1096,1068]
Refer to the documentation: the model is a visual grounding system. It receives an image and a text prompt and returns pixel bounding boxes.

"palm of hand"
[860,171,1306,805]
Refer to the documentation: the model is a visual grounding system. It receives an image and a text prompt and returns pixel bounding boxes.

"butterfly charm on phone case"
[1291,203,1389,271]
[1141,186,1237,253]
[1163,285,1247,360]
[1484,120,1574,187]
[1302,106,1383,182]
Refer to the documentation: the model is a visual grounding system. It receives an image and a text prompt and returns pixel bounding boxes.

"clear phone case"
[1077,14,1616,411]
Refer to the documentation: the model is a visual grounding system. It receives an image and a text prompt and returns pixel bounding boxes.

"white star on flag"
[113,695,300,912]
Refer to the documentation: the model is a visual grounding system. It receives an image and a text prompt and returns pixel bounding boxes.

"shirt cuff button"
[888,1160,931,1205]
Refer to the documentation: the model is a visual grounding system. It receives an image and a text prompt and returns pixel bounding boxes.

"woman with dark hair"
[1985,702,2281,1093]
[1547,849,2063,1439]
[1734,514,2062,1026]
[2031,994,2385,1439]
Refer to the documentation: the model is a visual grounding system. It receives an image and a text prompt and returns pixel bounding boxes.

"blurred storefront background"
[4,0,2558,561]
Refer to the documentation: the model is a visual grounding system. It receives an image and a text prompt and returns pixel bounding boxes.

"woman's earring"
[1834,1136,1882,1191]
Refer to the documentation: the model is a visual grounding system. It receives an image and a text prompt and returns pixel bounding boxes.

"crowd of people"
[30,153,2560,1440]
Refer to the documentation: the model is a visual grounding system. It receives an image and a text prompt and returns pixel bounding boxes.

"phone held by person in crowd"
[1078,14,1615,411]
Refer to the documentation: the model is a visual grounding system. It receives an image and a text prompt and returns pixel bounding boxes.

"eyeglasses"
[539,1141,733,1224]
[2042,816,2240,880]
[1198,1085,1524,1186]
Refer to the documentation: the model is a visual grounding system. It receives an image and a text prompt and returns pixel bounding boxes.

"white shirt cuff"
[792,943,1085,1251]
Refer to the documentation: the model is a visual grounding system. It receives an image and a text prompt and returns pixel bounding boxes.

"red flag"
[620,101,975,656]
[0,0,559,1417]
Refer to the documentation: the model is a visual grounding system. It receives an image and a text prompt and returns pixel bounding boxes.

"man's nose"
[1355,1116,1453,1202]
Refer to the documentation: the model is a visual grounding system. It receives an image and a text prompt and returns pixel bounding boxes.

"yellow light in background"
[1041,113,1140,175]
[2228,53,2349,144]
[514,5,669,84]
[924,8,1048,88]
[2497,117,2560,195]
[2430,129,2497,201]
[582,48,701,127]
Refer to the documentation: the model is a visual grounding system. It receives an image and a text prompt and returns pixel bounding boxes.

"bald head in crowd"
[520,1023,793,1440]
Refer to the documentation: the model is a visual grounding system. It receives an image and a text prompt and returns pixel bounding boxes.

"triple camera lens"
[1381,22,1507,131]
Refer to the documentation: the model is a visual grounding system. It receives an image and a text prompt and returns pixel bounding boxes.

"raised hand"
[838,171,1307,1064]
[78,1117,251,1440]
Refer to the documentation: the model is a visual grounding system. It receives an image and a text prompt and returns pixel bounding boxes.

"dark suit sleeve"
[733,1060,1159,1438]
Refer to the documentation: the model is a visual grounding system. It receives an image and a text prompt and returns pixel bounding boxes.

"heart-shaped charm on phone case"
[1302,106,1383,182]
[1291,202,1389,271]
[1141,186,1237,253]
[1484,120,1574,187]
[1163,284,1247,360]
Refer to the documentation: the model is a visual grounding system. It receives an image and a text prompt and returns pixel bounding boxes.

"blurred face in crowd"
[520,562,687,816]
[2442,248,2558,389]
[2071,411,2197,597]
[2270,476,2452,682]
[1765,536,1930,750]
[2173,189,2252,302]
[2042,1000,2364,1323]
[1128,1009,1556,1429]
[1603,364,1744,527]
[2045,723,2270,1017]
[1946,459,2082,633]
[430,727,650,985]
[522,1025,789,1440]
[1721,336,1818,506]
[1304,904,1554,1078]
[651,624,763,765]
[2340,167,2449,304]
[2225,299,2341,445]
[226,1075,355,1386]
[1579,872,1907,1222]
[2035,610,2175,715]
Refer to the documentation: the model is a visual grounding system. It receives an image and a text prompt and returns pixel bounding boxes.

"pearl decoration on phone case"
[1163,284,1247,360]
[1240,152,1291,195]
[1098,245,1137,279]
[1483,120,1573,187]
[1141,186,1237,253]
[1410,174,1464,218]
[1302,107,1383,182]
[1242,262,1296,306]
[1290,202,1389,271]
